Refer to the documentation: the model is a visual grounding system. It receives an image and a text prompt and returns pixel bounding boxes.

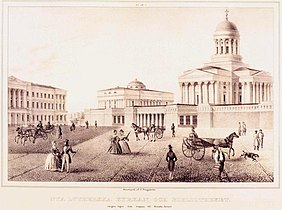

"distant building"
[84,11,274,130]
[8,76,68,126]
[85,79,174,127]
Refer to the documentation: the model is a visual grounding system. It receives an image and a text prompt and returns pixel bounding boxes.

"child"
[214,147,226,181]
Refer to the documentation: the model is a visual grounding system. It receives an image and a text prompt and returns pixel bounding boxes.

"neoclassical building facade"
[8,76,68,126]
[84,79,174,127]
[179,14,272,106]
[84,12,273,130]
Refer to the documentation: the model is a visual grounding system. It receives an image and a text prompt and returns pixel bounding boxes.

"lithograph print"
[1,1,280,210]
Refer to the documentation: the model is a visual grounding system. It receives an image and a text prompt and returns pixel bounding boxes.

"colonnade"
[215,38,239,55]
[8,88,27,109]
[180,81,272,105]
[136,113,165,127]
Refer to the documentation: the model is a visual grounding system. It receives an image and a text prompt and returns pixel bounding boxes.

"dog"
[240,151,259,161]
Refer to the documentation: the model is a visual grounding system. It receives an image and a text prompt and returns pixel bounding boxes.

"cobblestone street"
[8,128,274,183]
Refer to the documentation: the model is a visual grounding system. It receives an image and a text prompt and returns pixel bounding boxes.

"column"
[256,83,259,103]
[12,89,16,108]
[180,84,184,103]
[270,84,272,101]
[198,82,202,104]
[184,84,187,103]
[214,81,219,104]
[191,83,195,104]
[241,82,245,103]
[245,82,251,103]
[228,38,232,54]
[202,82,208,104]
[252,82,255,103]
[208,82,213,104]
[23,90,27,108]
[226,82,230,104]
[186,84,189,104]
[263,83,267,101]
[18,89,21,108]
[259,83,263,103]
[229,82,233,104]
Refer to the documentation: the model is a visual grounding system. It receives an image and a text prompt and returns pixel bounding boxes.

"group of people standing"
[253,129,265,151]
[108,129,131,155]
[45,139,76,173]
[238,122,247,136]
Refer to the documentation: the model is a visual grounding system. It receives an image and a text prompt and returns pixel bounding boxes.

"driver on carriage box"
[189,126,198,139]
[46,121,51,130]
[35,121,43,136]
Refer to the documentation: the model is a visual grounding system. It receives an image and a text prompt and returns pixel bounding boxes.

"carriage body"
[182,132,239,160]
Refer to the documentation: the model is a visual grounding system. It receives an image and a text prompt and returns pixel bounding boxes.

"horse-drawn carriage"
[182,132,239,161]
[15,125,49,145]
[131,123,165,140]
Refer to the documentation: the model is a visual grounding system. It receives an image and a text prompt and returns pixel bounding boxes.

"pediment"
[8,76,28,86]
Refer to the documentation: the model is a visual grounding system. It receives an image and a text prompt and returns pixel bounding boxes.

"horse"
[210,132,239,159]
[15,127,34,145]
[131,123,150,141]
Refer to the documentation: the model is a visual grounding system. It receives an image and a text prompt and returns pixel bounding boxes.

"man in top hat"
[166,144,177,180]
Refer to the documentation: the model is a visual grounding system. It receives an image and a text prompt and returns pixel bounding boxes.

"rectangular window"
[27,101,29,108]
[44,103,46,109]
[122,116,125,124]
[27,91,29,96]
[37,93,39,97]
[37,102,39,108]
[41,103,43,108]
[52,104,54,109]
[113,116,116,124]
[117,116,120,124]
[48,94,50,98]
[179,116,184,125]
[33,115,35,121]
[192,116,197,125]
[41,93,43,98]
[186,116,190,125]
[37,115,39,121]
[59,104,61,110]
[56,104,58,110]
[52,94,54,99]
[32,92,34,97]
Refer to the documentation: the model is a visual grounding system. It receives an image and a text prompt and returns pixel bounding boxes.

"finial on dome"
[225,9,229,21]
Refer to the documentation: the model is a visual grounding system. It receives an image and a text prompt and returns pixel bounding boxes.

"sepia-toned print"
[6,6,275,184]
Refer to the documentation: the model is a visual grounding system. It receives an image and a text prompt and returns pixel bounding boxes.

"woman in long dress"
[119,129,131,154]
[45,141,61,171]
[107,130,122,154]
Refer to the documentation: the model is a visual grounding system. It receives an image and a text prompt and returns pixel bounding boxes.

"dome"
[215,20,238,33]
[127,78,146,89]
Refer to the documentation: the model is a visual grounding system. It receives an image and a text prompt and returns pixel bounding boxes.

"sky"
[7,6,274,113]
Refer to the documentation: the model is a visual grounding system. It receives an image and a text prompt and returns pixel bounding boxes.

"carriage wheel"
[191,141,205,161]
[15,135,20,144]
[182,141,193,158]
[156,129,163,139]
[42,132,48,140]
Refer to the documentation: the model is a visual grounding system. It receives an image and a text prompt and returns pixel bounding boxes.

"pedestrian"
[258,129,264,149]
[45,141,61,171]
[171,123,175,137]
[85,120,89,129]
[214,147,226,181]
[150,124,156,142]
[58,125,63,139]
[107,130,122,154]
[242,122,247,135]
[61,139,76,173]
[238,122,242,136]
[95,121,97,129]
[166,145,177,181]
[253,130,259,150]
[119,129,131,154]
